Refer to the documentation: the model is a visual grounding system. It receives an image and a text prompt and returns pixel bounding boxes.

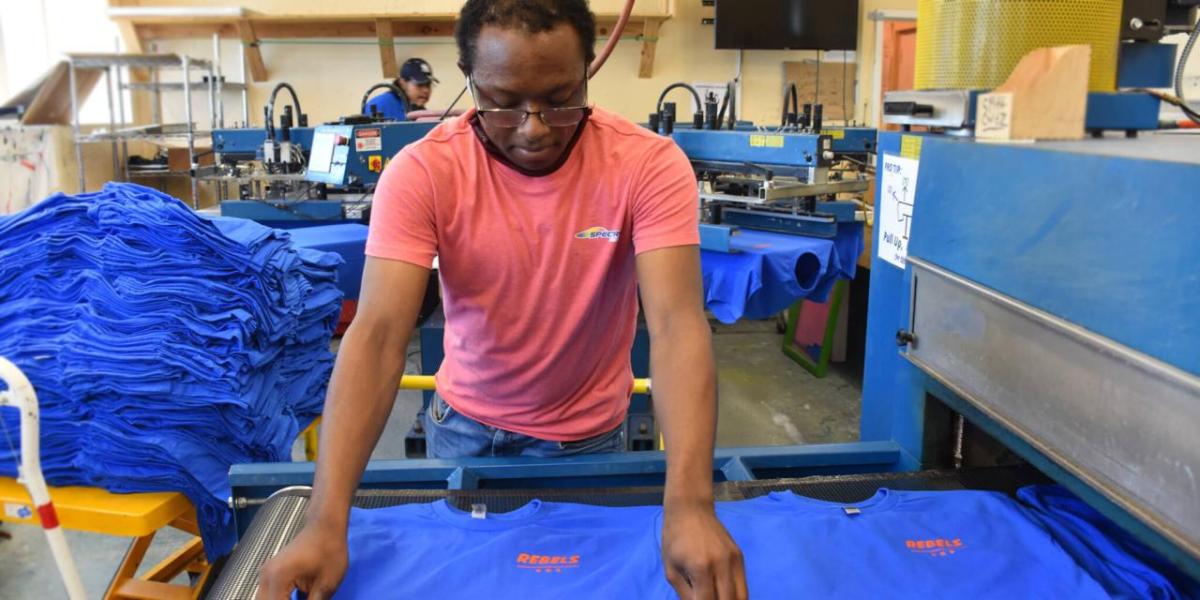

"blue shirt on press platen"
[317,490,1111,599]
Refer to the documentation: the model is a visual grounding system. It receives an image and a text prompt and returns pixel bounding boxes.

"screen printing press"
[200,125,1200,596]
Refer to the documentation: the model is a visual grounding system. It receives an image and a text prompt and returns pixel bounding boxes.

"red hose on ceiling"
[588,0,636,79]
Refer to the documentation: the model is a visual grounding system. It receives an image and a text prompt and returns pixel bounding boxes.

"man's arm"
[637,246,747,600]
[258,257,430,600]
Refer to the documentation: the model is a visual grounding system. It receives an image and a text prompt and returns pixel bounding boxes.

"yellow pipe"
[298,376,656,461]
[301,418,320,461]
[399,375,438,390]
[399,375,652,394]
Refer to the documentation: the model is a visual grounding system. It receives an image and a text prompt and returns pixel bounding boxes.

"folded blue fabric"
[0,183,342,558]
[1017,485,1200,600]
[700,223,864,324]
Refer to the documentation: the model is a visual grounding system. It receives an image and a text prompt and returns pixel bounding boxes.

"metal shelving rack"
[68,36,249,208]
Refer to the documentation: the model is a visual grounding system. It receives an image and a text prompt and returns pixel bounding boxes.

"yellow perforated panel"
[915,0,1122,92]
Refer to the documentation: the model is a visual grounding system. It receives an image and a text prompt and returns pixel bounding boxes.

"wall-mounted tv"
[715,0,859,51]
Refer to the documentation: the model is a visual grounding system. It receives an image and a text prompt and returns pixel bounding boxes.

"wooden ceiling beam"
[122,14,664,78]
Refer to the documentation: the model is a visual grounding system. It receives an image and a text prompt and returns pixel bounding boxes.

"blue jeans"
[422,393,626,458]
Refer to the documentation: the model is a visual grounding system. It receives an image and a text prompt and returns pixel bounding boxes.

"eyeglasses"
[468,76,589,128]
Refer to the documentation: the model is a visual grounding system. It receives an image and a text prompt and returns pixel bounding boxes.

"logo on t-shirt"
[575,226,621,242]
[516,552,581,573]
[906,537,965,557]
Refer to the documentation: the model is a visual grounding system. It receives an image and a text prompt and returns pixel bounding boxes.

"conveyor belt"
[205,466,1046,599]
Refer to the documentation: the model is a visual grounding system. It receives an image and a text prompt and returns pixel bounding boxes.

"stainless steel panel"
[883,90,972,128]
[905,257,1200,560]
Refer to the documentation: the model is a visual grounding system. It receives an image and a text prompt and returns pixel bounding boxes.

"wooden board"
[977,45,1090,141]
[107,0,673,19]
[17,62,104,126]
[376,19,398,79]
[784,58,858,123]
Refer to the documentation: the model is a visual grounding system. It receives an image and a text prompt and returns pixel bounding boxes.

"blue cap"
[400,58,438,84]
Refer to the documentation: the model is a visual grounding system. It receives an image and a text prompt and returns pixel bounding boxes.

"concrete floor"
[0,319,861,598]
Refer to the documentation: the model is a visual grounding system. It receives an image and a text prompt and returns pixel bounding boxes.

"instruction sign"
[878,154,920,269]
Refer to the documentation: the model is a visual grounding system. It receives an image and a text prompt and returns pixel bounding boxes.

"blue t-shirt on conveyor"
[325,499,671,599]
[318,490,1108,599]
[700,489,1108,599]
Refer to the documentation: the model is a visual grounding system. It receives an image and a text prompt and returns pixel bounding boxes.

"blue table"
[700,224,864,324]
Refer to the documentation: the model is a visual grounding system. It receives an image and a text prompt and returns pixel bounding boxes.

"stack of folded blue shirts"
[0,183,342,557]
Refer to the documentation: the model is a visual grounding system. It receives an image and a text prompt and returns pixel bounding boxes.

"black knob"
[896,330,917,347]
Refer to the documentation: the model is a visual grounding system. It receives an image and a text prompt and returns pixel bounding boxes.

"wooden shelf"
[107,3,672,81]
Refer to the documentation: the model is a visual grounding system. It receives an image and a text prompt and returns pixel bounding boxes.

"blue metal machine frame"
[668,123,877,156]
[670,129,826,171]
[228,441,902,535]
[214,121,436,224]
[213,121,435,189]
[862,131,1200,578]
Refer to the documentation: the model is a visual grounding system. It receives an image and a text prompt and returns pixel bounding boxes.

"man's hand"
[662,502,747,600]
[257,522,349,600]
[255,258,428,599]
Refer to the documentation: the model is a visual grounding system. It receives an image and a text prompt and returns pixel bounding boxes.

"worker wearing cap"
[364,58,439,121]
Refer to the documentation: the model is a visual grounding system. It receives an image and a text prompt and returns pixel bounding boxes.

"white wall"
[0,0,123,123]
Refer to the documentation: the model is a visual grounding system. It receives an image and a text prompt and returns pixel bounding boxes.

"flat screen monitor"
[715,0,859,51]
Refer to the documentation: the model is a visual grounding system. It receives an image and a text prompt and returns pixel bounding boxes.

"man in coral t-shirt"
[260,2,746,599]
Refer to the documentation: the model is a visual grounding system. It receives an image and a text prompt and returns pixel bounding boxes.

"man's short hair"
[456,0,597,74]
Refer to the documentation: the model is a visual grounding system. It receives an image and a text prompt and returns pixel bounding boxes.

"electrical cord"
[361,83,409,116]
[1134,88,1200,123]
[716,83,730,128]
[781,83,799,127]
[589,0,636,78]
[726,80,738,129]
[439,85,469,120]
[265,83,303,135]
[1175,15,1200,126]
[656,82,704,115]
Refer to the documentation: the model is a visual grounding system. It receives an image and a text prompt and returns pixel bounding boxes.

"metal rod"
[239,40,249,125]
[68,61,85,193]
[105,67,119,184]
[213,33,225,128]
[813,50,821,110]
[151,52,162,125]
[953,414,965,469]
[115,64,129,182]
[207,67,216,132]
[182,55,197,208]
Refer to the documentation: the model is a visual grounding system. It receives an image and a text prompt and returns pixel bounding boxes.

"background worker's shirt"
[364,92,407,121]
[367,107,698,441]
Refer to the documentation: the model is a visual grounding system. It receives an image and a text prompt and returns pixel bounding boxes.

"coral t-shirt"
[366,107,698,441]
